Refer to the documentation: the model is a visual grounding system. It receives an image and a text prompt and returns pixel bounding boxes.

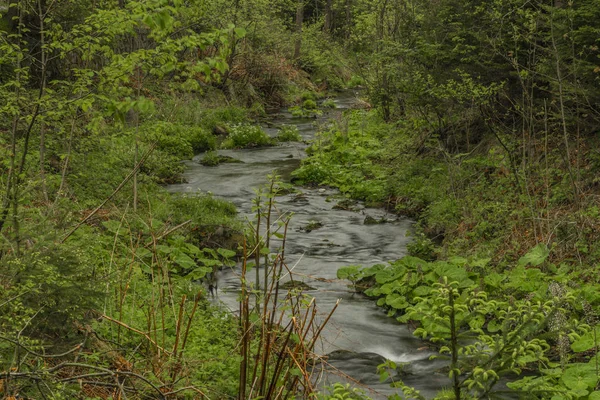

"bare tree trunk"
[293,0,304,60]
[38,0,48,202]
[324,0,333,33]
[0,3,22,237]
[550,6,579,207]
[345,0,352,40]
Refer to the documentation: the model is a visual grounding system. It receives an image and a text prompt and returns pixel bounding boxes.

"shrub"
[141,121,194,158]
[302,99,317,110]
[201,150,221,166]
[300,90,317,102]
[347,75,365,87]
[322,98,336,108]
[188,126,217,153]
[276,124,302,142]
[221,123,274,148]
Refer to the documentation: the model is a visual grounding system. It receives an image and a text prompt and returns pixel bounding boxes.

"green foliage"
[297,24,351,89]
[347,75,365,88]
[289,104,324,118]
[339,244,600,398]
[316,383,372,399]
[276,124,302,142]
[140,121,216,158]
[322,98,337,109]
[0,241,103,334]
[200,150,221,166]
[303,99,318,110]
[293,110,388,204]
[221,123,274,149]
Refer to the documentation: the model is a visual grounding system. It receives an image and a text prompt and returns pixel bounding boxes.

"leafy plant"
[276,124,302,142]
[221,123,274,149]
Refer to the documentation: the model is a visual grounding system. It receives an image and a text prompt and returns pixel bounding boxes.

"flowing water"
[167,93,448,398]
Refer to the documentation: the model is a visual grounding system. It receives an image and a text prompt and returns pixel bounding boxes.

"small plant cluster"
[141,121,217,158]
[288,89,324,117]
[338,245,600,399]
[276,124,302,142]
[293,111,388,204]
[221,123,274,149]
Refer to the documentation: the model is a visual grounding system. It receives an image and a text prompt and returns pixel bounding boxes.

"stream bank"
[167,92,448,398]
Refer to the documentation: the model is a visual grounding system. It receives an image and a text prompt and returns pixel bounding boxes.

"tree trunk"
[293,0,304,60]
[345,0,352,40]
[38,0,48,202]
[324,0,333,33]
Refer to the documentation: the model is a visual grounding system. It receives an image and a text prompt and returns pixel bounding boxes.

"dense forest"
[1,0,599,398]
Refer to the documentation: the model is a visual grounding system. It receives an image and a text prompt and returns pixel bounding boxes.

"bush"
[322,98,336,108]
[0,242,103,335]
[200,150,221,166]
[141,122,194,158]
[141,122,216,158]
[221,123,274,148]
[302,99,317,110]
[276,124,302,142]
[300,90,318,102]
[188,126,217,153]
[347,75,365,87]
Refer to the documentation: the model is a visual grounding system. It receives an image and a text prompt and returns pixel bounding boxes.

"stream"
[167,92,448,398]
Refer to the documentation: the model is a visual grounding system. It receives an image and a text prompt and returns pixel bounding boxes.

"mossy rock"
[213,125,228,136]
[279,280,316,291]
[200,154,244,167]
[299,220,324,232]
[274,184,298,196]
[363,215,389,225]
[332,199,360,211]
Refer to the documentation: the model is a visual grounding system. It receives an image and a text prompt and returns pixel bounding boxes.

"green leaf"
[234,27,246,38]
[198,258,221,267]
[337,265,361,280]
[174,253,196,269]
[413,286,432,296]
[589,391,600,400]
[517,243,550,267]
[560,364,598,391]
[189,266,211,280]
[484,273,505,288]
[386,293,409,309]
[217,248,236,259]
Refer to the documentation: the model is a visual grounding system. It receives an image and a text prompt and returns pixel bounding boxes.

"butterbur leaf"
[448,256,467,266]
[337,265,361,280]
[484,273,505,288]
[517,243,549,267]
[217,248,236,259]
[413,286,432,296]
[189,267,211,280]
[174,254,196,269]
[198,258,221,267]
[561,364,598,391]
[386,294,408,309]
